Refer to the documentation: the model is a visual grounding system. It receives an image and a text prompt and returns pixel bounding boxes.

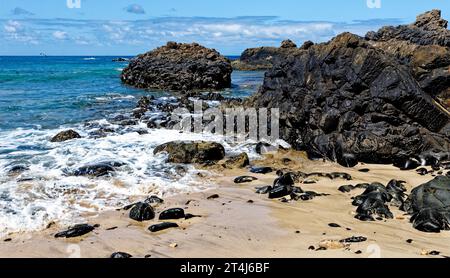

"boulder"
[403,176,450,232]
[154,141,225,164]
[51,130,81,142]
[247,31,450,165]
[121,42,232,91]
[129,202,155,222]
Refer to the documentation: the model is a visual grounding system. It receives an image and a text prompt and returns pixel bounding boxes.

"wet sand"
[0,150,448,258]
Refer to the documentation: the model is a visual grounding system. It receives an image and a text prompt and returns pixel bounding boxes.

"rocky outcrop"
[366,10,450,109]
[51,130,81,142]
[121,42,232,91]
[232,40,300,71]
[247,32,450,166]
[154,141,225,164]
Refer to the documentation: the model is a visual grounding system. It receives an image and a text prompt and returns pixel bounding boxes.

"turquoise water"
[0,56,263,131]
[0,56,265,235]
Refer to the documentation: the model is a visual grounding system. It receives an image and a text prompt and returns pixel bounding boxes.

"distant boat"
[83,57,96,61]
[39,53,47,57]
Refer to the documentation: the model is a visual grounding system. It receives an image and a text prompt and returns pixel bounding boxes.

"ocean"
[0,56,264,236]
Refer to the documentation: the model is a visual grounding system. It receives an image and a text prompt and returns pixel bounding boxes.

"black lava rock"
[159,208,186,220]
[55,224,95,238]
[129,202,155,222]
[148,222,179,233]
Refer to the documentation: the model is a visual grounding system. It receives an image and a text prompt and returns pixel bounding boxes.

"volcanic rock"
[247,31,450,166]
[51,130,81,142]
[154,141,225,164]
[232,40,299,71]
[121,42,232,91]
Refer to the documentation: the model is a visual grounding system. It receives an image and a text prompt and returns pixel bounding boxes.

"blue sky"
[0,0,449,55]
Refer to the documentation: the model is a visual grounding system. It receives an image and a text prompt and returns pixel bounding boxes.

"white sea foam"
[0,121,259,237]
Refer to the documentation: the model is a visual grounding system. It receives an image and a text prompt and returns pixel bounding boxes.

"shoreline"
[1,150,448,258]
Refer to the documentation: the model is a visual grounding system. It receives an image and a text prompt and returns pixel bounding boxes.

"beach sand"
[0,150,448,258]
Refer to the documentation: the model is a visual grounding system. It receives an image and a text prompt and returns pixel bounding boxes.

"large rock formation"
[121,42,232,91]
[366,10,450,109]
[232,40,302,70]
[247,31,450,166]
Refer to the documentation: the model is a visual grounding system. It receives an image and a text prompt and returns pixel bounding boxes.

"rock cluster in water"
[121,42,232,91]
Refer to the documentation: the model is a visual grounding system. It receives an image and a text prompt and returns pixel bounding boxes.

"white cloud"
[52,31,68,40]
[4,20,21,33]
[0,16,404,54]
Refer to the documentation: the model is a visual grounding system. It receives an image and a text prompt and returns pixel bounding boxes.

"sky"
[0,0,449,55]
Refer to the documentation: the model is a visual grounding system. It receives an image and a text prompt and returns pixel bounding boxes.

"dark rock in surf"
[55,224,95,238]
[154,141,225,164]
[7,165,29,176]
[73,163,116,177]
[148,222,179,233]
[159,208,185,220]
[129,202,155,222]
[51,130,81,142]
[122,42,232,91]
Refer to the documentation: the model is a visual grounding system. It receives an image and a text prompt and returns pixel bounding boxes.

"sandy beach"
[0,150,448,258]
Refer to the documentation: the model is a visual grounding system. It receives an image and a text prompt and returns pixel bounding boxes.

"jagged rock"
[247,31,450,165]
[403,176,450,233]
[154,141,225,164]
[366,10,450,109]
[51,130,81,142]
[72,162,123,177]
[232,40,299,70]
[280,39,297,48]
[121,42,232,91]
[223,153,250,169]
